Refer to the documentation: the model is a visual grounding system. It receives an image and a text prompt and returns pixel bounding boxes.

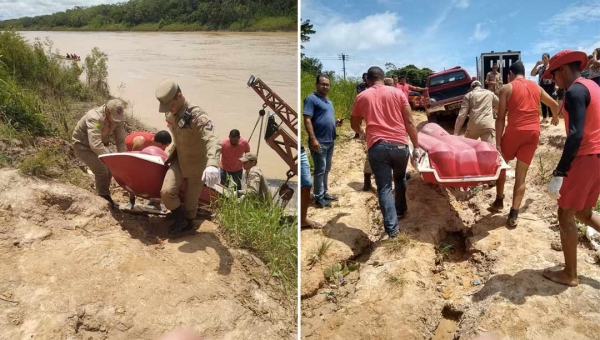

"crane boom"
[247,76,298,136]
[247,75,298,181]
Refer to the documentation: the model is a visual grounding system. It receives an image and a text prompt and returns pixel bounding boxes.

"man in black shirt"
[542,50,600,287]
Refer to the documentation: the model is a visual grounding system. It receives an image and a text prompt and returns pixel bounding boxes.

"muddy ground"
[0,167,296,340]
[300,113,600,340]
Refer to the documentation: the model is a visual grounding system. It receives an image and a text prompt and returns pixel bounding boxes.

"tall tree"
[300,19,315,57]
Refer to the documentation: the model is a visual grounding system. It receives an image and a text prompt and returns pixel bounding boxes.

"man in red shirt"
[125,130,172,151]
[492,61,558,227]
[396,75,426,98]
[351,66,423,238]
[220,129,250,190]
[542,50,600,287]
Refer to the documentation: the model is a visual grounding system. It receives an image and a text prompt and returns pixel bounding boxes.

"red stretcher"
[98,146,223,210]
[410,123,510,189]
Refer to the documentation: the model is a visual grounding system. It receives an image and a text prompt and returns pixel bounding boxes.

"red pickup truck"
[422,66,476,123]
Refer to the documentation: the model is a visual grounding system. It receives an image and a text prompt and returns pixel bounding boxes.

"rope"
[247,114,264,158]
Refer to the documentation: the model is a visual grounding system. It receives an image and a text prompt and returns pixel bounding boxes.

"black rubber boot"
[508,208,519,228]
[168,206,193,235]
[490,195,504,211]
[100,195,118,209]
[363,173,372,191]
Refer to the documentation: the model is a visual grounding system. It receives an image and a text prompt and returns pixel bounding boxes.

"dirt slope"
[301,115,600,340]
[0,168,295,340]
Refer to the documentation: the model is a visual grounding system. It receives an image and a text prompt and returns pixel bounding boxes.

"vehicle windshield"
[429,70,467,87]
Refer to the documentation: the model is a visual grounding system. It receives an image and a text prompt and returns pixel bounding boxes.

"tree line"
[0,0,297,31]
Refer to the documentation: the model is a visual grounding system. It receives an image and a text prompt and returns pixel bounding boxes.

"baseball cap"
[155,79,179,113]
[471,80,482,88]
[106,99,126,122]
[240,152,257,162]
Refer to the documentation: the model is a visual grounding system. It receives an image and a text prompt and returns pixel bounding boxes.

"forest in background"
[0,0,297,31]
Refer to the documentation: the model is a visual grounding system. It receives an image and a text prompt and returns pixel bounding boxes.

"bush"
[84,47,110,96]
[215,193,297,299]
[18,146,66,177]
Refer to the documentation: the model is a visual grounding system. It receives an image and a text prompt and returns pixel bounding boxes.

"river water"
[19,31,298,182]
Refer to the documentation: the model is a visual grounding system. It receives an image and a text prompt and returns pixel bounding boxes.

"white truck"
[476,50,522,86]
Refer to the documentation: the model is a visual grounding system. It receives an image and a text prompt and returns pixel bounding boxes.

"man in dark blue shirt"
[303,74,338,207]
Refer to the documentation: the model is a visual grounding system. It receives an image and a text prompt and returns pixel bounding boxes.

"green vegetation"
[435,243,454,265]
[323,262,359,283]
[306,239,332,268]
[215,193,297,300]
[300,72,358,149]
[384,63,434,88]
[0,0,296,32]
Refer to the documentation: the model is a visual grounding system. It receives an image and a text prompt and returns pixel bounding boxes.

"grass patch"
[384,232,413,254]
[18,146,66,177]
[384,271,406,287]
[214,193,297,299]
[306,239,332,268]
[435,243,453,265]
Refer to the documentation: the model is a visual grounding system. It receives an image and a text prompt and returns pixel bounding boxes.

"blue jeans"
[368,141,410,237]
[300,148,312,188]
[310,142,334,199]
[220,169,243,190]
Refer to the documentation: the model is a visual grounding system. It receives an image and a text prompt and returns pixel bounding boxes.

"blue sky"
[301,0,600,81]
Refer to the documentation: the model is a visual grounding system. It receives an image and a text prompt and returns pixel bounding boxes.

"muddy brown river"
[19,31,298,181]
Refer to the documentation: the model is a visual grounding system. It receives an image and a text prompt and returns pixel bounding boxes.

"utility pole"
[339,53,349,80]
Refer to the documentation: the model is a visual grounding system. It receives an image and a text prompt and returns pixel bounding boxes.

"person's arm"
[350,95,365,136]
[492,93,499,110]
[114,123,126,152]
[410,84,426,92]
[539,85,559,124]
[192,110,221,168]
[302,97,320,152]
[530,61,541,77]
[553,84,590,177]
[402,105,419,149]
[454,95,470,135]
[485,73,491,85]
[592,50,600,67]
[495,84,511,151]
[86,117,110,155]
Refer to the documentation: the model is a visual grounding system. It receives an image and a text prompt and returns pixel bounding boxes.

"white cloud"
[470,23,490,42]
[454,0,469,9]
[309,12,404,52]
[530,40,560,55]
[425,0,469,36]
[577,39,600,54]
[0,0,124,20]
[545,1,600,34]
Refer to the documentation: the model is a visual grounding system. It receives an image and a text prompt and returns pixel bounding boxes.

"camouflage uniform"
[455,85,498,143]
[72,100,126,196]
[161,100,221,219]
[486,71,503,95]
[239,165,271,202]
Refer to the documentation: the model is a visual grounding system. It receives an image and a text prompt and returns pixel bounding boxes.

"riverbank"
[0,30,297,337]
[4,16,296,32]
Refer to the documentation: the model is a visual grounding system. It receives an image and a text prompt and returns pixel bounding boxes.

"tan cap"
[240,152,257,162]
[106,99,126,122]
[155,79,179,113]
[471,80,482,88]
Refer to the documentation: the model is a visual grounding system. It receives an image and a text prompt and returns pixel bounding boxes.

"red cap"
[543,50,588,78]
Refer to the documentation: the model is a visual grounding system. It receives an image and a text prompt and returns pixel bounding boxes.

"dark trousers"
[368,140,410,237]
[220,169,243,190]
[541,84,555,119]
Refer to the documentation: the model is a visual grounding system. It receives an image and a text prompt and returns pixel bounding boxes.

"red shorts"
[558,154,600,211]
[501,130,540,165]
